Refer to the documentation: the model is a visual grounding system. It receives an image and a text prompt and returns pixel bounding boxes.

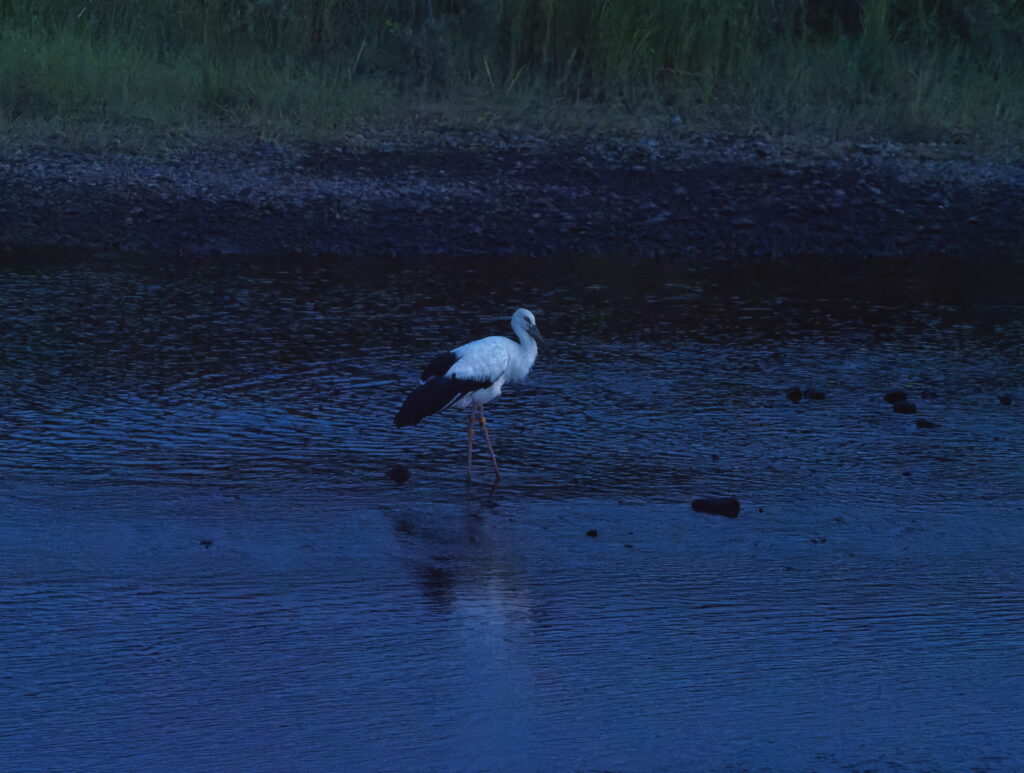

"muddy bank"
[1,130,1022,259]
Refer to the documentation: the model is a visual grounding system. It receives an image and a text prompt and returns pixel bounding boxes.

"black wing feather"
[396,351,493,428]
[395,374,491,427]
[420,351,458,382]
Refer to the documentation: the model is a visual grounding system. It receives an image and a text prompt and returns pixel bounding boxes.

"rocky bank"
[1,129,1022,260]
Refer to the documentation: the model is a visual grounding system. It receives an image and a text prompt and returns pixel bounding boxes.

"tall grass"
[1,0,1022,143]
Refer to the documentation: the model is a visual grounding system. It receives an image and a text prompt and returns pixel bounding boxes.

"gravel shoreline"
[1,130,1022,260]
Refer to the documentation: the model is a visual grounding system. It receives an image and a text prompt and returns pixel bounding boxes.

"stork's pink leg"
[466,405,477,482]
[477,407,501,484]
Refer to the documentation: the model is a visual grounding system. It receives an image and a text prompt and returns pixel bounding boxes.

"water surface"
[1,254,1022,771]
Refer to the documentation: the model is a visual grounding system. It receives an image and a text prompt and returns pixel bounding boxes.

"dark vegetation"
[1,1,1023,144]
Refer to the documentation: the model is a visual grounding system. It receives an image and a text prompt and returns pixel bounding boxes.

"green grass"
[1,0,1023,148]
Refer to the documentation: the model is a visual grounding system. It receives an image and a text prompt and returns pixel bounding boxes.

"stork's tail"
[394,377,487,427]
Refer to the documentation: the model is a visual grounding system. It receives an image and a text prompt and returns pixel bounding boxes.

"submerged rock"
[998,393,1015,406]
[885,389,908,404]
[892,400,917,414]
[388,464,411,484]
[586,529,598,538]
[785,386,803,402]
[691,496,740,518]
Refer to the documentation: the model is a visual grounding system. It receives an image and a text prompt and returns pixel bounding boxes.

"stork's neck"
[513,325,538,365]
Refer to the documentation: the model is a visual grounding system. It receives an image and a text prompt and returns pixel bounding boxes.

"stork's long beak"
[527,323,544,344]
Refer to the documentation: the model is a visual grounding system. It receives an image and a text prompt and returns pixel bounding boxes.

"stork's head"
[512,308,543,343]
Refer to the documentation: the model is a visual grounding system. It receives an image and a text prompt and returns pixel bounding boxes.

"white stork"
[395,308,543,483]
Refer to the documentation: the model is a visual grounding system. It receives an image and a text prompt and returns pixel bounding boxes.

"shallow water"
[1,253,1023,771]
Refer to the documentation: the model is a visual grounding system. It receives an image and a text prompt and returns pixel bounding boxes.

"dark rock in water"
[388,464,411,484]
[199,539,213,549]
[892,400,917,414]
[804,387,826,400]
[885,389,908,404]
[692,496,740,518]
[920,388,939,399]
[998,393,1015,406]
[785,386,803,402]
[586,529,598,538]
[915,418,938,428]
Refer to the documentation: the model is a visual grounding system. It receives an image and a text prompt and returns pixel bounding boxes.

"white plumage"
[395,308,543,482]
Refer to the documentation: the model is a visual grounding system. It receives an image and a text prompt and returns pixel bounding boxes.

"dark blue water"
[1,254,1022,771]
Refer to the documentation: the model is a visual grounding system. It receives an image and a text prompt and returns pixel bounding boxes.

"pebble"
[884,389,908,404]
[892,400,917,414]
[388,464,411,484]
[691,496,741,518]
